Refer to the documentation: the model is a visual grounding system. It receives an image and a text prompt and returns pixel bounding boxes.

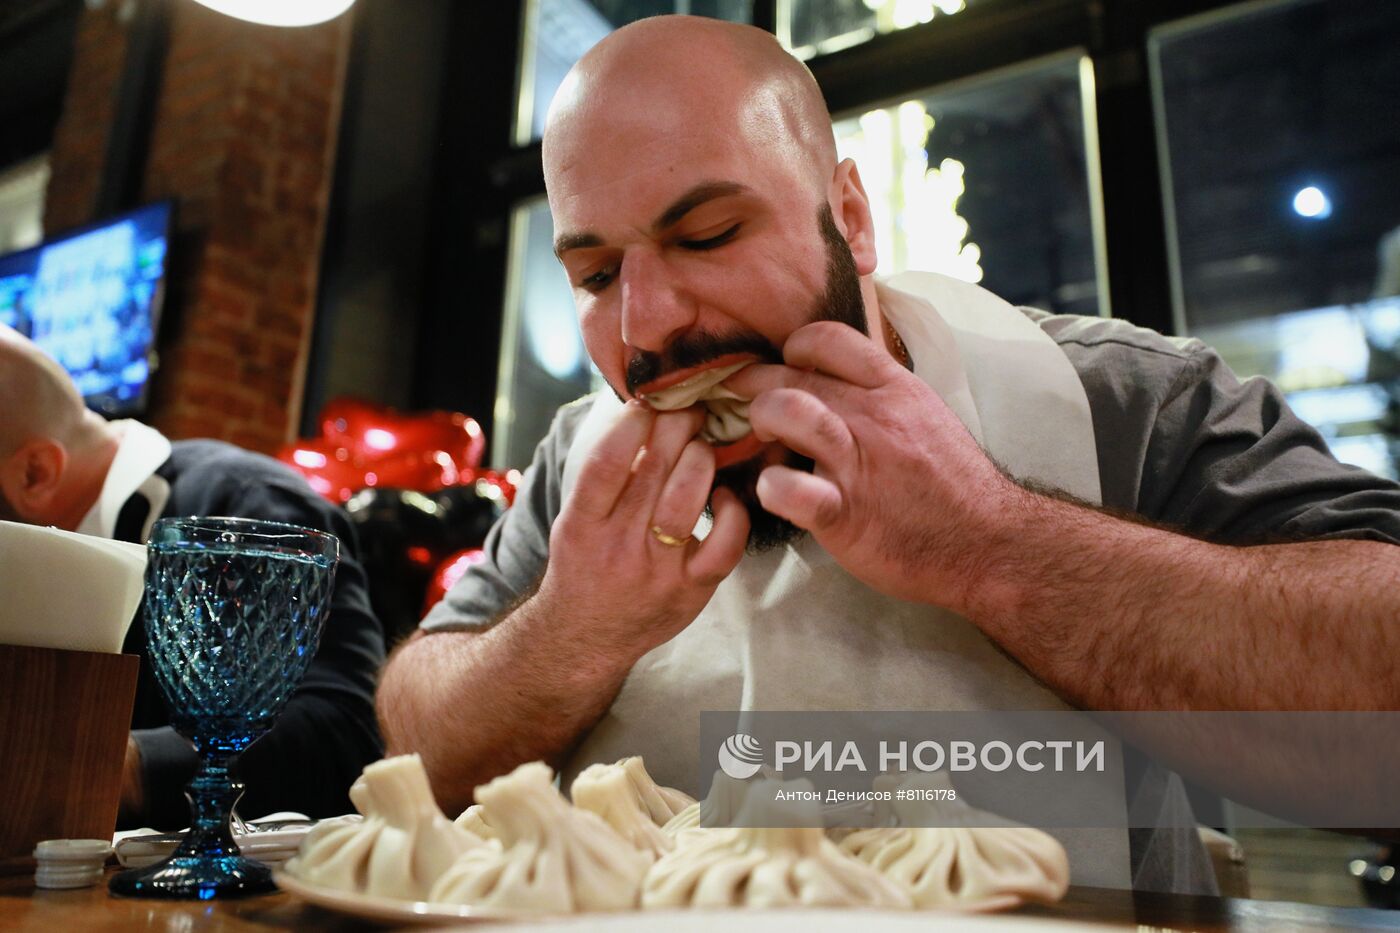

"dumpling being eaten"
[642,779,912,910]
[838,772,1069,909]
[284,753,482,900]
[640,361,752,444]
[429,761,652,913]
[570,757,695,857]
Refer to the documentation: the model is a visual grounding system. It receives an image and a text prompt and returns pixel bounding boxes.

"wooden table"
[4,871,1400,931]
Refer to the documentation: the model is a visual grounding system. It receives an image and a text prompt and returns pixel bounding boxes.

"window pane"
[833,54,1106,316]
[781,0,973,60]
[517,0,752,146]
[494,197,604,469]
[1152,0,1400,478]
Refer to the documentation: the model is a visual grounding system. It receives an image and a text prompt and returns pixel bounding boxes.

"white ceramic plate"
[274,871,1030,928]
[273,871,559,925]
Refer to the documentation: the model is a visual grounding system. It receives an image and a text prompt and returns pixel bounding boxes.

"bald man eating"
[378,16,1400,892]
[0,326,385,829]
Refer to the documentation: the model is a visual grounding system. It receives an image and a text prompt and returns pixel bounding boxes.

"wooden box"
[0,644,139,874]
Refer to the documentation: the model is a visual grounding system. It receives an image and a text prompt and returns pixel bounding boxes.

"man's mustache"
[625,330,782,396]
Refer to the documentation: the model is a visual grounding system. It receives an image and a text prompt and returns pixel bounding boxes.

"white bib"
[558,273,1128,887]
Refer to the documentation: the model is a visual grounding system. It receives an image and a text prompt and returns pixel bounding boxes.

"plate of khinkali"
[277,757,1071,925]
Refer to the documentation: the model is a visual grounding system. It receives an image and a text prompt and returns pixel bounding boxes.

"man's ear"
[0,439,67,522]
[829,158,879,277]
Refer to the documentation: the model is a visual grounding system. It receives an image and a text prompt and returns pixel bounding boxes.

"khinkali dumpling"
[642,779,912,909]
[661,769,750,837]
[285,753,482,900]
[454,804,499,841]
[429,761,652,912]
[570,757,695,857]
[640,361,752,443]
[838,772,1069,908]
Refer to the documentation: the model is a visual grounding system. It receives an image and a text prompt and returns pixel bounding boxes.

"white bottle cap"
[33,839,113,889]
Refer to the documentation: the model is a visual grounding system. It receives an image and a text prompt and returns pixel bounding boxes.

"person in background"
[0,324,385,829]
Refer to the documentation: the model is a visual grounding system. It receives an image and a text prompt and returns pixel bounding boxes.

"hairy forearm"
[376,591,635,814]
[967,486,1400,711]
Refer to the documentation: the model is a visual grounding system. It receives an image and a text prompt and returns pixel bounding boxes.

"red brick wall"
[44,0,352,454]
[44,4,129,232]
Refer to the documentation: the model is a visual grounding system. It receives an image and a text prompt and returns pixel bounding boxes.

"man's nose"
[619,248,696,353]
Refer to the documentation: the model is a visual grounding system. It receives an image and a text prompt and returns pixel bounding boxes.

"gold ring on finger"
[650,525,691,548]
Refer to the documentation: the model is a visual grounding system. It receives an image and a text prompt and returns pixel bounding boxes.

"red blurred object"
[473,469,521,507]
[278,397,493,503]
[319,397,484,473]
[362,448,463,492]
[422,548,487,617]
[278,437,364,504]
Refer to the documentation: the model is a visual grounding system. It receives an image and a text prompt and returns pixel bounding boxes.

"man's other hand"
[725,320,1021,611]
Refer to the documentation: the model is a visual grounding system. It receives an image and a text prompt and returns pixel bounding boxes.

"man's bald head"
[543,15,837,196]
[0,325,88,455]
[0,326,121,527]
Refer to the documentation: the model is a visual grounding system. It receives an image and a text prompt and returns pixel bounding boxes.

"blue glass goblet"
[109,517,338,899]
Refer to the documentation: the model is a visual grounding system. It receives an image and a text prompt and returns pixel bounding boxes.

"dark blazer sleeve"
[130,450,385,828]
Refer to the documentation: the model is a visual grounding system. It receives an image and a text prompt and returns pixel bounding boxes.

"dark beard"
[719,203,867,552]
[622,202,868,553]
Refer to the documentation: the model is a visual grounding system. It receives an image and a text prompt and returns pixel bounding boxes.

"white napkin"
[114,812,331,869]
[0,520,147,654]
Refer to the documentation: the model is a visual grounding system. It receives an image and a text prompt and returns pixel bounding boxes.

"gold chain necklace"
[884,316,912,370]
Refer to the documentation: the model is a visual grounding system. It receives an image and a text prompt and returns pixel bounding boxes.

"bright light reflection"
[292,449,326,469]
[883,0,965,28]
[363,428,397,451]
[836,100,983,283]
[189,0,354,27]
[1292,186,1332,219]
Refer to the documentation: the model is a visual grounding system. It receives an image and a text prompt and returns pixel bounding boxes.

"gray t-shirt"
[421,310,1400,893]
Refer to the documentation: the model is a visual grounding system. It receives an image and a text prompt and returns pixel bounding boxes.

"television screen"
[0,201,171,415]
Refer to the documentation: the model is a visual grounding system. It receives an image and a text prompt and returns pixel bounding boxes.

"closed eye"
[578,265,617,292]
[678,224,740,251]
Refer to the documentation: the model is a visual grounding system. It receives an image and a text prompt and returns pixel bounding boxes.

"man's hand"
[379,398,751,809]
[536,398,750,663]
[725,320,1019,610]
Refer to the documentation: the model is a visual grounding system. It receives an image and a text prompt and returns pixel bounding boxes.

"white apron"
[557,272,1130,888]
